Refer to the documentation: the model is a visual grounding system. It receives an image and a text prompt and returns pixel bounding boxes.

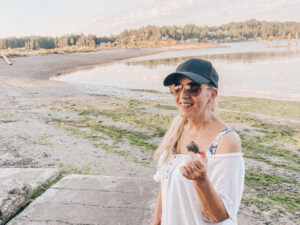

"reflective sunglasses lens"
[169,83,200,96]
[187,83,201,96]
[170,84,182,95]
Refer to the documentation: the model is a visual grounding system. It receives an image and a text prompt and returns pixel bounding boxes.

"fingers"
[181,154,207,181]
[180,164,194,178]
[193,158,203,170]
[180,166,194,180]
[189,152,206,167]
[188,160,198,170]
[180,164,197,180]
[185,163,194,174]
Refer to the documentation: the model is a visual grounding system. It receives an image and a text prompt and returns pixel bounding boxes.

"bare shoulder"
[216,130,241,154]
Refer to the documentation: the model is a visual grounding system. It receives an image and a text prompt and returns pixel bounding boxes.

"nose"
[179,86,190,99]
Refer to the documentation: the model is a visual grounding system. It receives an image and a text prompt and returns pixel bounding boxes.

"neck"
[186,110,215,132]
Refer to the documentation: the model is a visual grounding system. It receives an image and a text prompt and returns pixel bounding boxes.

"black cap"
[163,58,219,88]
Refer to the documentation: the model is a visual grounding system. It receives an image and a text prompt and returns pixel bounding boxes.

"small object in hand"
[186,141,199,153]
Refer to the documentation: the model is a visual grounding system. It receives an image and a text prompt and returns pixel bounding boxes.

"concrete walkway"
[8,175,158,225]
[1,169,254,225]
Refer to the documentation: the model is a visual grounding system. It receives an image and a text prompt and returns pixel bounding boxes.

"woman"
[151,58,245,225]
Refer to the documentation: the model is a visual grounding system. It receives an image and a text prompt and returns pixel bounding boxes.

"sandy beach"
[0,48,299,225]
[0,48,162,81]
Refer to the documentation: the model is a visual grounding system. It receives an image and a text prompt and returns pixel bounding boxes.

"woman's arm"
[151,184,162,225]
[181,132,242,223]
[182,157,229,223]
[193,177,229,222]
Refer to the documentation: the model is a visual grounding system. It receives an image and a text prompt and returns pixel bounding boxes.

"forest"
[1,19,299,50]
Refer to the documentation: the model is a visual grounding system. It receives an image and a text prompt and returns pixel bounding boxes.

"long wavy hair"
[154,115,186,162]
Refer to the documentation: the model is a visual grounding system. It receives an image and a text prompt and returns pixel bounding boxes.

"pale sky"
[0,0,299,38]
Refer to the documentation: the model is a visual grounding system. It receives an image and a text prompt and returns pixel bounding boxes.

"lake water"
[52,40,300,101]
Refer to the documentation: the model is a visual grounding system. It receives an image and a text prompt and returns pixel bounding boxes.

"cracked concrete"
[8,174,158,225]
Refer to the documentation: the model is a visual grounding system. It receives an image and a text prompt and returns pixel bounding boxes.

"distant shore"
[0,48,161,82]
[0,43,224,83]
[0,42,224,57]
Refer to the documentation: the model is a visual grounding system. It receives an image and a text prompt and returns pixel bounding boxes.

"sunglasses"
[170,82,213,96]
[169,82,202,96]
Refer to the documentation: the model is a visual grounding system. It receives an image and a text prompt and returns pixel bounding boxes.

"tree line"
[1,19,299,50]
[0,34,113,50]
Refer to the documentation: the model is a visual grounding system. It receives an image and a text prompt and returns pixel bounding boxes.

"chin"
[178,110,192,119]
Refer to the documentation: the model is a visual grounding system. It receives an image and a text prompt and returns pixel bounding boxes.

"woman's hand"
[180,150,207,182]
[180,150,230,223]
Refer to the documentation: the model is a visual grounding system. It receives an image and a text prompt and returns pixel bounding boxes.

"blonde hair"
[204,84,217,112]
[154,115,186,162]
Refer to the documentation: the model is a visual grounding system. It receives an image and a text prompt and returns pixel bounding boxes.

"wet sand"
[0,48,161,82]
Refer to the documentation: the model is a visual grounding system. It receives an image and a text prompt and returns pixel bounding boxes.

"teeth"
[181,103,192,107]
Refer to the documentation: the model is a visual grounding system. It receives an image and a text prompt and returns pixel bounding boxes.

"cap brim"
[163,72,210,86]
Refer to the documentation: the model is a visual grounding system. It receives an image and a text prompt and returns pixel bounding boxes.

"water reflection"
[52,41,300,101]
[53,65,96,77]
[125,49,300,69]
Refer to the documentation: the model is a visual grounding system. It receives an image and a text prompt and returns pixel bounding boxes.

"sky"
[0,0,299,38]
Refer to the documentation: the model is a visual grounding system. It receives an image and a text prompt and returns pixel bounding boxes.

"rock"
[0,168,60,225]
[186,141,199,153]
[0,179,33,225]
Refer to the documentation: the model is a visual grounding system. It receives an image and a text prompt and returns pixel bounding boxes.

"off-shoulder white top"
[154,130,245,225]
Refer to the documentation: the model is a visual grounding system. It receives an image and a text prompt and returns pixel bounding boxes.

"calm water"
[52,41,300,101]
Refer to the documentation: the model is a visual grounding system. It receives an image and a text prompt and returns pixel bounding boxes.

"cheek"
[193,97,207,110]
[174,95,180,104]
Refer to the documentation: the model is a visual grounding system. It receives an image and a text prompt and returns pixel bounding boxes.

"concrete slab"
[8,175,158,225]
[0,168,60,225]
[0,168,60,191]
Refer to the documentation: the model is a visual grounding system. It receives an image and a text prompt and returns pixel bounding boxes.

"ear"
[211,88,218,99]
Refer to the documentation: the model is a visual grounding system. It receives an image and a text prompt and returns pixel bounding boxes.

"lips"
[180,102,193,107]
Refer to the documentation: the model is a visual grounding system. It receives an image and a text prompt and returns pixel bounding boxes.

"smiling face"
[172,77,214,120]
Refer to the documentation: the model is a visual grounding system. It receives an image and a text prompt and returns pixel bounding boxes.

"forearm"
[151,185,162,225]
[193,178,228,223]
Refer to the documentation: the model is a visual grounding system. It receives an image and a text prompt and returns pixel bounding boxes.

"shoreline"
[0,48,163,82]
[0,42,224,58]
[0,43,225,86]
